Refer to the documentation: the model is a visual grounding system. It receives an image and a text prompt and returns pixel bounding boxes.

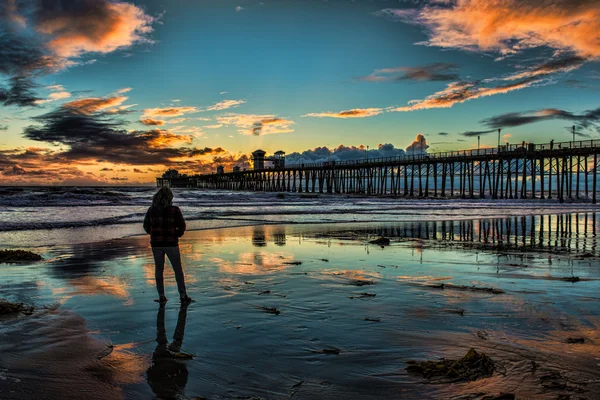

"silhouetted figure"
[144,187,192,304]
[146,303,190,399]
[550,139,554,151]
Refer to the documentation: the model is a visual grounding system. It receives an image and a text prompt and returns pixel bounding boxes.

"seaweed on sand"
[369,237,390,246]
[0,250,42,263]
[0,299,34,315]
[406,348,495,383]
[256,306,280,315]
[428,283,504,294]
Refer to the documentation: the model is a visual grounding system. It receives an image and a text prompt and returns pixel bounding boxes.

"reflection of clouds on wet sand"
[142,262,198,288]
[0,310,149,400]
[212,251,295,275]
[51,276,132,304]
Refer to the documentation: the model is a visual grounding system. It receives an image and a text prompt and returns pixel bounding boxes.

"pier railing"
[285,139,600,169]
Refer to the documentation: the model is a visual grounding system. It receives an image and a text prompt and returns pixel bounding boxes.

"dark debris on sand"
[0,299,34,315]
[369,237,390,246]
[348,279,375,287]
[406,348,495,383]
[257,306,280,315]
[428,283,504,294]
[313,347,341,355]
[0,249,42,263]
[348,292,376,299]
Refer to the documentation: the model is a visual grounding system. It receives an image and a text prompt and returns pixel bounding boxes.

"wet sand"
[1,216,600,399]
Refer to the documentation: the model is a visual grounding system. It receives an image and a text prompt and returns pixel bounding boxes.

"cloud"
[504,56,586,80]
[358,63,459,82]
[0,76,40,107]
[235,6,244,12]
[36,0,156,59]
[438,132,449,136]
[565,79,600,90]
[140,118,164,126]
[133,168,144,173]
[35,89,71,104]
[63,95,128,114]
[0,125,8,131]
[203,124,223,129]
[117,87,132,93]
[389,77,539,112]
[46,85,65,91]
[303,108,384,118]
[285,142,410,165]
[460,129,496,137]
[0,0,156,108]
[206,99,246,111]
[217,113,294,136]
[21,103,223,166]
[405,134,429,153]
[481,107,600,134]
[376,1,600,59]
[142,106,199,118]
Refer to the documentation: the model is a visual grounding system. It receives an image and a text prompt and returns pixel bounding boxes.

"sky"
[0,0,599,185]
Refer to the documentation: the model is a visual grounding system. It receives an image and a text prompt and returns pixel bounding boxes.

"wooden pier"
[157,140,600,203]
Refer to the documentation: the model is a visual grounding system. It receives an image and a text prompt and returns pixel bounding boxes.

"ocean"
[2,186,599,248]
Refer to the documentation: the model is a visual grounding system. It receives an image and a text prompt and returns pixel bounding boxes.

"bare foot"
[180,295,194,304]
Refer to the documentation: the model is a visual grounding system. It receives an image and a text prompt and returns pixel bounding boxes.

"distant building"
[216,165,224,174]
[162,169,185,179]
[252,149,286,170]
[272,150,286,169]
[233,165,241,172]
[252,149,266,170]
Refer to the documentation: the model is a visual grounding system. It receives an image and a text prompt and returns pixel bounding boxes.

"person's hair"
[152,187,174,209]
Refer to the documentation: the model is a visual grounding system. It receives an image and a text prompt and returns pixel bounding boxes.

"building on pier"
[251,149,285,170]
[216,165,224,174]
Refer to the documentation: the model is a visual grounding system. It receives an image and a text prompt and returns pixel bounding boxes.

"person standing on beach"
[144,187,192,304]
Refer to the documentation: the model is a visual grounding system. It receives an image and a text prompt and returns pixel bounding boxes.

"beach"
[1,191,600,399]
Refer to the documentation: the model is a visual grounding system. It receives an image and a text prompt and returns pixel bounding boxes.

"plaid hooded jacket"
[143,205,186,247]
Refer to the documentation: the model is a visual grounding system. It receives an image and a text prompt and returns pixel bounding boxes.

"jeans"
[152,246,187,297]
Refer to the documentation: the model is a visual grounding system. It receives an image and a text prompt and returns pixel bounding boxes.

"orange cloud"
[379,1,600,58]
[142,106,199,118]
[64,96,128,114]
[303,108,384,118]
[139,129,193,148]
[35,90,71,104]
[37,1,155,59]
[140,118,164,126]
[390,78,537,112]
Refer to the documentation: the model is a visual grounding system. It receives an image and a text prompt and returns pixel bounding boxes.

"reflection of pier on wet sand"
[309,212,600,256]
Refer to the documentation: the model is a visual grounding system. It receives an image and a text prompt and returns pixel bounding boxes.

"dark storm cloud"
[437,132,449,136]
[22,105,226,165]
[481,107,600,134]
[460,129,495,137]
[0,76,40,107]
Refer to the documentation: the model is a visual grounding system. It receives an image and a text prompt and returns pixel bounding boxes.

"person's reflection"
[146,303,190,399]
